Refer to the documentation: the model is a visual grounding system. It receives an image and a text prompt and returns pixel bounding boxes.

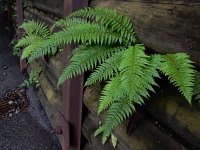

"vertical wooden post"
[16,0,23,30]
[16,0,26,72]
[60,0,88,150]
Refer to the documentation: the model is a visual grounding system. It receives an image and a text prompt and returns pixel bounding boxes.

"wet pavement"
[0,1,61,150]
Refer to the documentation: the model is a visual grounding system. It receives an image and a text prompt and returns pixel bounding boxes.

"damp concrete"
[0,1,61,149]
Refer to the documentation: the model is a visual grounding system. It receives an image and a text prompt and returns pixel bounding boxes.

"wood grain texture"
[32,0,64,17]
[27,61,63,143]
[91,0,200,67]
[29,61,62,110]
[36,55,64,89]
[147,79,200,149]
[83,85,187,150]
[28,61,62,127]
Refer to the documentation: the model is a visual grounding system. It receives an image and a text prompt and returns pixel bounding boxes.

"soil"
[0,89,28,119]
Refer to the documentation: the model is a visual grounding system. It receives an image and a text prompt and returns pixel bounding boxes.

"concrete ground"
[0,1,61,150]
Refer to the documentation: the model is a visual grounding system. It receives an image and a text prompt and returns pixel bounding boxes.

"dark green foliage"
[16,7,196,144]
[159,54,195,104]
[85,50,124,86]
[10,39,20,56]
[15,20,50,60]
[20,68,42,88]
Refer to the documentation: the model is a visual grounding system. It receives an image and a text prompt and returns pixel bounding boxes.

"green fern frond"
[20,67,42,88]
[94,126,104,137]
[19,8,136,62]
[100,98,135,143]
[111,134,118,148]
[139,54,163,93]
[20,20,50,37]
[57,45,122,87]
[27,30,67,62]
[27,22,126,62]
[120,44,155,104]
[61,22,123,45]
[148,54,163,77]
[85,50,124,86]
[21,41,43,60]
[98,75,123,114]
[15,35,43,48]
[70,7,135,44]
[160,53,195,104]
[17,20,50,60]
[51,17,90,30]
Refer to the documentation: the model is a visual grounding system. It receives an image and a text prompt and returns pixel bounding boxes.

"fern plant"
[15,7,196,145]
[20,68,42,88]
[10,38,20,56]
[15,20,51,60]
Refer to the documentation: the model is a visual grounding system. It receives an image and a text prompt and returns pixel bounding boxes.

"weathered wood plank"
[82,113,129,150]
[147,80,200,149]
[29,61,62,109]
[36,87,63,143]
[32,0,64,17]
[91,0,200,67]
[27,61,63,143]
[83,85,187,150]
[24,8,57,25]
[36,59,58,90]
[48,53,64,79]
[36,56,64,92]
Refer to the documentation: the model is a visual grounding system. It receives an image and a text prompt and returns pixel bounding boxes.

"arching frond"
[70,7,135,44]
[27,22,126,62]
[51,17,89,30]
[97,98,135,144]
[160,53,195,104]
[21,41,43,60]
[19,8,136,62]
[17,20,51,60]
[20,20,50,37]
[139,55,163,93]
[120,44,153,104]
[57,45,122,87]
[15,35,43,48]
[98,75,123,114]
[85,50,124,86]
